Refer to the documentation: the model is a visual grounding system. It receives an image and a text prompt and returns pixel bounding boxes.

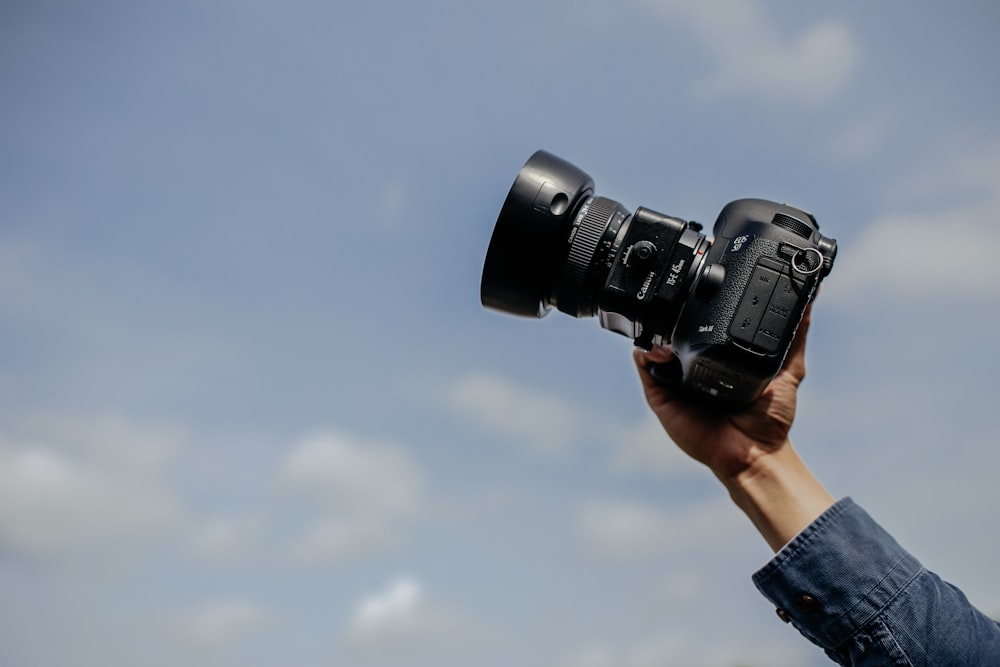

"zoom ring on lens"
[559,196,618,317]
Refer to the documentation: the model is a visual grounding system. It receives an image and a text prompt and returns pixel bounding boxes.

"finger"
[633,348,657,388]
[633,348,688,413]
[781,304,812,382]
[641,344,673,362]
[634,346,673,378]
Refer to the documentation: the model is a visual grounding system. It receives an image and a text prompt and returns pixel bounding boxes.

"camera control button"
[730,265,780,347]
[791,247,823,274]
[754,274,799,353]
[627,241,658,268]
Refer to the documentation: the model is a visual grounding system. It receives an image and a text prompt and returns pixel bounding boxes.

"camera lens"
[481,151,632,319]
[481,151,704,343]
[553,195,629,317]
[480,151,594,317]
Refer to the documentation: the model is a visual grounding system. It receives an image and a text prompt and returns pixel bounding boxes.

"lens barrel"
[480,151,594,317]
[554,196,629,317]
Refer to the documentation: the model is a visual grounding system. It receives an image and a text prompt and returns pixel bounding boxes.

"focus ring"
[558,196,617,316]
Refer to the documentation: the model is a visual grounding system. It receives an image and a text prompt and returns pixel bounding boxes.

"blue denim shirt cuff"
[751,497,924,650]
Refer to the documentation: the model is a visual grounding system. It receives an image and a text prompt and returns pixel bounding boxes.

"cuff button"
[794,593,819,612]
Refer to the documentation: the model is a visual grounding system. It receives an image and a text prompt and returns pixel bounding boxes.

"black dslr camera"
[480,151,837,409]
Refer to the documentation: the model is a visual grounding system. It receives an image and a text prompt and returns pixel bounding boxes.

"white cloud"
[185,430,430,566]
[826,118,888,162]
[445,372,705,478]
[174,599,275,652]
[189,513,266,563]
[277,431,427,564]
[279,431,425,514]
[0,414,182,555]
[637,0,859,105]
[628,636,689,667]
[350,577,423,640]
[578,496,742,558]
[562,646,619,667]
[563,636,808,667]
[825,209,1000,304]
[286,516,399,563]
[824,140,1000,305]
[445,373,586,454]
[579,497,672,557]
[347,577,463,645]
[886,138,1000,205]
[602,415,697,477]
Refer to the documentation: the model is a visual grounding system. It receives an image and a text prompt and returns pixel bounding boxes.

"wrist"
[720,442,835,552]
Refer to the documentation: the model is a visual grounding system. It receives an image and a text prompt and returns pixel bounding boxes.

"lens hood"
[480,150,594,317]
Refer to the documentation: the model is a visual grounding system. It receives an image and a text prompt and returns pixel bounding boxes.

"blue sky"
[2,1,999,666]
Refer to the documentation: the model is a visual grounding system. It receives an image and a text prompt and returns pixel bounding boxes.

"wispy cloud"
[826,208,1000,303]
[173,598,276,652]
[577,495,742,559]
[824,140,1000,305]
[636,0,859,106]
[0,413,182,555]
[444,373,587,455]
[602,414,697,478]
[826,118,888,162]
[277,430,428,563]
[563,638,807,667]
[189,512,267,563]
[347,576,466,646]
[444,372,700,477]
[278,430,426,513]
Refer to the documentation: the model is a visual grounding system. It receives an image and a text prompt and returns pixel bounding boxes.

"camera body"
[601,197,835,408]
[481,151,837,409]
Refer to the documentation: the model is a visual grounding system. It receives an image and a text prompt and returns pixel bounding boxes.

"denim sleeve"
[752,498,1000,666]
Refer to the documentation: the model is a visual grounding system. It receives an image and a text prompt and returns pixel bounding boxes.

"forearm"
[718,440,835,552]
[751,498,1000,664]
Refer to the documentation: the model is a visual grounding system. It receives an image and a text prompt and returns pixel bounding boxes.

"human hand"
[632,307,811,483]
[634,307,835,551]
